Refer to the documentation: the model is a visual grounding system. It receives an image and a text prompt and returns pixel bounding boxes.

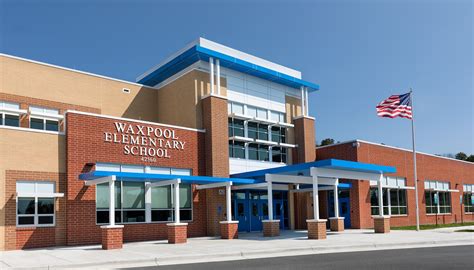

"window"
[16,182,56,226]
[370,188,389,215]
[270,126,286,143]
[228,118,244,137]
[29,106,60,131]
[257,123,268,140]
[95,165,193,224]
[464,184,474,213]
[424,180,452,214]
[229,141,245,159]
[1,101,21,127]
[247,143,269,161]
[370,187,408,216]
[271,147,287,163]
[228,102,244,115]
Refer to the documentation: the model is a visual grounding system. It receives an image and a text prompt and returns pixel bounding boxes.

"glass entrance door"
[328,189,351,228]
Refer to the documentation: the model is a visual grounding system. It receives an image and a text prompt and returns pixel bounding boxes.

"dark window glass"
[45,120,59,131]
[180,210,192,221]
[233,119,244,137]
[247,122,258,139]
[258,145,269,161]
[248,144,258,160]
[18,216,34,225]
[230,141,245,158]
[38,198,54,214]
[17,197,35,214]
[228,118,233,137]
[152,210,172,222]
[271,127,280,142]
[30,118,44,130]
[257,124,268,140]
[96,210,122,224]
[123,210,145,223]
[4,114,19,127]
[38,216,54,224]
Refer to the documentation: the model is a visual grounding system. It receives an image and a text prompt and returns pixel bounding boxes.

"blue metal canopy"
[231,159,396,179]
[79,170,260,185]
[137,45,320,92]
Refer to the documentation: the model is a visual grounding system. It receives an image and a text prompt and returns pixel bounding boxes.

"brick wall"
[4,170,67,250]
[317,141,474,228]
[66,112,207,246]
[293,116,316,164]
[201,95,229,236]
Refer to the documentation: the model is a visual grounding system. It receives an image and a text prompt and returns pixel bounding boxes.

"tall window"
[229,141,246,159]
[370,188,389,215]
[95,164,193,224]
[424,180,452,214]
[271,147,287,163]
[29,106,61,131]
[1,101,21,127]
[270,126,286,143]
[464,184,474,213]
[16,182,56,226]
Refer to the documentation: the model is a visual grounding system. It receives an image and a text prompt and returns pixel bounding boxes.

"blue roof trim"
[137,45,320,92]
[80,170,259,185]
[231,159,396,179]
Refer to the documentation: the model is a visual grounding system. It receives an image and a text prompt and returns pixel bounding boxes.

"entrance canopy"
[231,159,396,222]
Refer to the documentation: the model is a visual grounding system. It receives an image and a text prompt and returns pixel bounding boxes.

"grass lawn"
[392,222,474,230]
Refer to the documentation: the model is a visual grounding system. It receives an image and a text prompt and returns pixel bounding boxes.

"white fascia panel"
[198,38,302,79]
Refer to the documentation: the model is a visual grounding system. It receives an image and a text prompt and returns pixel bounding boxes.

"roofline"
[0,53,159,90]
[317,139,474,165]
[65,110,206,133]
[136,37,302,82]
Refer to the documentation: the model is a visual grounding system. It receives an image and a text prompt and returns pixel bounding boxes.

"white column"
[300,86,305,116]
[209,57,215,95]
[145,182,151,223]
[436,191,440,214]
[387,188,391,216]
[266,175,274,220]
[312,175,319,220]
[226,183,232,222]
[305,87,309,116]
[108,176,116,226]
[333,179,339,218]
[378,174,384,216]
[216,58,221,95]
[174,180,180,224]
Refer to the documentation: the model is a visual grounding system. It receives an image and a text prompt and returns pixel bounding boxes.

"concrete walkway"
[1,227,473,269]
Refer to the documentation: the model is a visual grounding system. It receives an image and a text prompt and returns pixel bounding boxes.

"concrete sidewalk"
[1,227,473,269]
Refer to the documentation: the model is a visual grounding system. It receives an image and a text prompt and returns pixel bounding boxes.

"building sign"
[104,122,186,161]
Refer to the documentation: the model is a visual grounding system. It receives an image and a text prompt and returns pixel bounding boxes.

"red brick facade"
[65,112,207,246]
[317,141,474,229]
[262,220,280,237]
[220,221,239,239]
[307,219,326,239]
[167,224,188,244]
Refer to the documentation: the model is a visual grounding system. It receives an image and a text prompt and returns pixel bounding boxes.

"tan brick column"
[374,216,390,233]
[293,116,316,163]
[307,219,327,239]
[201,95,229,236]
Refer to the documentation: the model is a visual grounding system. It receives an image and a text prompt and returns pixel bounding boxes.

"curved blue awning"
[231,159,396,180]
[79,170,260,185]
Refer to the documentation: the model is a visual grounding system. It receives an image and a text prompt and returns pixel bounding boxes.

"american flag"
[376,92,413,119]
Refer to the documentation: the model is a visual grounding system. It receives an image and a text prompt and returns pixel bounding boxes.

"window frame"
[464,192,474,214]
[95,166,194,225]
[29,106,61,132]
[370,187,408,217]
[16,182,56,227]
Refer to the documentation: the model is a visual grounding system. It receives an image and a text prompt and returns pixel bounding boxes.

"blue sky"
[1,0,472,155]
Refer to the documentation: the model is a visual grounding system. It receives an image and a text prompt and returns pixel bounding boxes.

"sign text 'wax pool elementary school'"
[103,122,186,161]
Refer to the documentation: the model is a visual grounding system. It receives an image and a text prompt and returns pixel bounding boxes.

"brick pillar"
[307,219,327,239]
[329,217,345,232]
[167,223,188,244]
[101,225,124,250]
[219,221,239,239]
[374,216,390,233]
[262,220,280,237]
[293,116,316,163]
[202,95,229,236]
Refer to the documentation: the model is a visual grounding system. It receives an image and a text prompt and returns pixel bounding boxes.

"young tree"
[455,152,468,160]
[320,138,335,146]
[466,155,474,162]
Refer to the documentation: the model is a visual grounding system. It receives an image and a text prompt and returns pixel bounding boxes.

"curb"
[8,240,474,269]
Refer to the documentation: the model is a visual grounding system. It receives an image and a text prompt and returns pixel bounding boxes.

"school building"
[0,38,473,250]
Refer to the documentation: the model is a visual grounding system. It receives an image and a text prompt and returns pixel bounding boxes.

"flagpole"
[410,89,420,231]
